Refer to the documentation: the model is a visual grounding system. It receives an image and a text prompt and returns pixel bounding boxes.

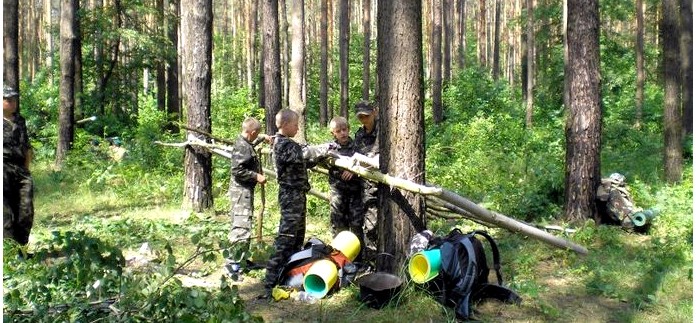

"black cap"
[3,85,19,99]
[354,101,374,115]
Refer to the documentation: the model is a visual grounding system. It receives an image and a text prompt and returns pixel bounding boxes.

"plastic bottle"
[294,291,318,304]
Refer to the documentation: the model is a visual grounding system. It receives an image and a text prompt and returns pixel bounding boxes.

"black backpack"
[427,229,521,320]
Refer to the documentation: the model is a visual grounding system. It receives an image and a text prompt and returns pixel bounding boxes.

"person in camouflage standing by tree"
[3,86,34,247]
[353,101,379,258]
[262,109,333,297]
[225,117,269,278]
[326,116,365,260]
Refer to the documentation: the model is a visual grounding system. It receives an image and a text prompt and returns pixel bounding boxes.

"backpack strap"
[470,230,503,285]
[471,283,522,305]
[282,237,333,277]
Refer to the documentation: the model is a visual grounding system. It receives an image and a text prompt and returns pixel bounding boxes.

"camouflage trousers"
[329,185,365,253]
[264,189,307,290]
[363,181,378,251]
[3,164,34,246]
[229,184,254,259]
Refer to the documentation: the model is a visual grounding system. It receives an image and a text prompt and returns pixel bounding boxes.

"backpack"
[427,229,521,320]
[280,237,356,289]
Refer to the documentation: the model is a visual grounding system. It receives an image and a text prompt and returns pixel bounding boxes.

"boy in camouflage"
[353,101,379,254]
[263,109,321,296]
[3,86,34,247]
[226,117,268,276]
[327,116,365,256]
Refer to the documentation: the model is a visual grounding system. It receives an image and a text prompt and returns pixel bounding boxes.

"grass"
[12,146,691,322]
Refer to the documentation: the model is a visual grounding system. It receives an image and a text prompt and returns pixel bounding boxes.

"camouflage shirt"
[230,134,262,188]
[328,137,363,191]
[354,124,379,158]
[273,134,312,193]
[3,115,31,168]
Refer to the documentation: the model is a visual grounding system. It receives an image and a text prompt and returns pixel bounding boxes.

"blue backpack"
[427,229,521,320]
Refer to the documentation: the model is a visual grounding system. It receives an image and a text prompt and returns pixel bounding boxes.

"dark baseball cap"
[3,85,19,98]
[354,101,374,115]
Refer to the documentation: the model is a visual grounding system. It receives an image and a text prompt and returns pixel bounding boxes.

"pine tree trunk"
[492,0,500,80]
[361,0,371,100]
[477,0,486,67]
[289,0,306,143]
[338,0,350,118]
[56,0,77,169]
[521,0,527,102]
[181,0,213,211]
[156,0,166,111]
[319,0,329,126]
[680,0,692,136]
[564,0,602,223]
[73,0,83,120]
[459,0,467,69]
[262,0,282,134]
[280,0,290,109]
[167,0,180,131]
[4,0,20,97]
[662,0,683,183]
[376,0,426,274]
[635,0,645,126]
[432,0,443,123]
[443,0,452,83]
[247,0,259,98]
[525,0,534,127]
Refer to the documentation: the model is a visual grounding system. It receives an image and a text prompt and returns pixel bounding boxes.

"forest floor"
[109,207,640,323]
[28,162,691,323]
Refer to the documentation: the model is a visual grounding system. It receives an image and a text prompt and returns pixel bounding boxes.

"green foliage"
[4,220,260,322]
[435,68,564,220]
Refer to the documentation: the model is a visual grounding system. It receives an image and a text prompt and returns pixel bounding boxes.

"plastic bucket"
[329,231,361,261]
[303,259,338,298]
[408,249,441,284]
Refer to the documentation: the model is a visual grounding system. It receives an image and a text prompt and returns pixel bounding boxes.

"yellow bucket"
[408,249,441,284]
[303,259,338,298]
[329,231,361,261]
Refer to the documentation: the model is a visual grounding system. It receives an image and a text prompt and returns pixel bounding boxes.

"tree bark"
[156,0,166,112]
[662,0,683,183]
[376,0,426,274]
[73,0,83,120]
[361,0,371,100]
[263,0,282,134]
[56,0,77,168]
[635,0,645,126]
[477,0,486,67]
[181,0,214,211]
[443,0,452,83]
[280,0,290,109]
[680,0,692,136]
[492,0,500,80]
[521,0,528,101]
[319,0,329,126]
[247,0,259,98]
[564,0,602,223]
[432,0,443,123]
[166,0,180,131]
[525,0,534,128]
[456,0,465,69]
[4,0,20,99]
[338,0,350,118]
[289,0,306,143]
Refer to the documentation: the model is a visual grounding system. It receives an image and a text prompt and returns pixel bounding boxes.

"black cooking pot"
[357,272,403,309]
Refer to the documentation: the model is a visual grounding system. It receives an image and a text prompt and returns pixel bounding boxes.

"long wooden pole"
[156,140,588,255]
[322,154,589,255]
